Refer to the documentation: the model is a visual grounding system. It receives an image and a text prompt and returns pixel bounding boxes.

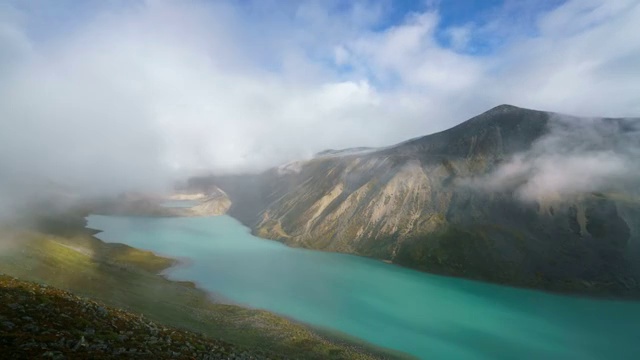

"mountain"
[189,105,640,296]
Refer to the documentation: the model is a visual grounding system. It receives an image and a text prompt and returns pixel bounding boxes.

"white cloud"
[0,0,639,201]
[466,115,640,202]
[483,0,640,117]
[446,25,472,51]
[538,0,637,36]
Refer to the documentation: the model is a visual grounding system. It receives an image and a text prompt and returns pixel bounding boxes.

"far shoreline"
[89,210,640,302]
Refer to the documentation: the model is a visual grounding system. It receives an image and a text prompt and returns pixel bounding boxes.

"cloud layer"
[468,114,640,202]
[1,0,639,198]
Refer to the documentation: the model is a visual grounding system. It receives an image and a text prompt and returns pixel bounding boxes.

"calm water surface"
[86,215,640,360]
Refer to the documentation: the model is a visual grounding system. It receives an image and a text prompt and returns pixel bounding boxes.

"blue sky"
[434,0,566,53]
[14,0,565,52]
[1,0,639,189]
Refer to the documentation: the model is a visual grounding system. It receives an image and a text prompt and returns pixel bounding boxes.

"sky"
[1,0,640,197]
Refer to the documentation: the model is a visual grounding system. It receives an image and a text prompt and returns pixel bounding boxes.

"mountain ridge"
[189,105,640,297]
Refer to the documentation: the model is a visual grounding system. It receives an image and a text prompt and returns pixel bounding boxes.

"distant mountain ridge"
[189,105,640,297]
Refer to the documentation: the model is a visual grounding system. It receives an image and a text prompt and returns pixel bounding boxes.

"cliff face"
[194,105,640,295]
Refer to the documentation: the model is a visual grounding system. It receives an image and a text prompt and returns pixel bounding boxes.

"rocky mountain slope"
[191,105,640,296]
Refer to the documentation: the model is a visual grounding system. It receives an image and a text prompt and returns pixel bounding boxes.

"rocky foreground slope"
[191,105,640,297]
[0,275,265,359]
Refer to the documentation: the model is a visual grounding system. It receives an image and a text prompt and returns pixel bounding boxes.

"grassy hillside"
[0,219,408,359]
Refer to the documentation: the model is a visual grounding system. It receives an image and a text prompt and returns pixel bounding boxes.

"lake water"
[86,214,640,360]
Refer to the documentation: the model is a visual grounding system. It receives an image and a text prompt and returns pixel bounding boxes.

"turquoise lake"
[86,214,640,360]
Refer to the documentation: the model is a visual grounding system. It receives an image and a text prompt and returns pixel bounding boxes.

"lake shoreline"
[86,213,640,359]
[241,221,640,301]
[90,211,640,303]
[86,216,414,360]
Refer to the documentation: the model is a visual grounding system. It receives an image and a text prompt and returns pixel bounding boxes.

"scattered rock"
[72,336,87,351]
[96,306,108,317]
[0,275,283,359]
[22,323,39,332]
[2,321,15,330]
